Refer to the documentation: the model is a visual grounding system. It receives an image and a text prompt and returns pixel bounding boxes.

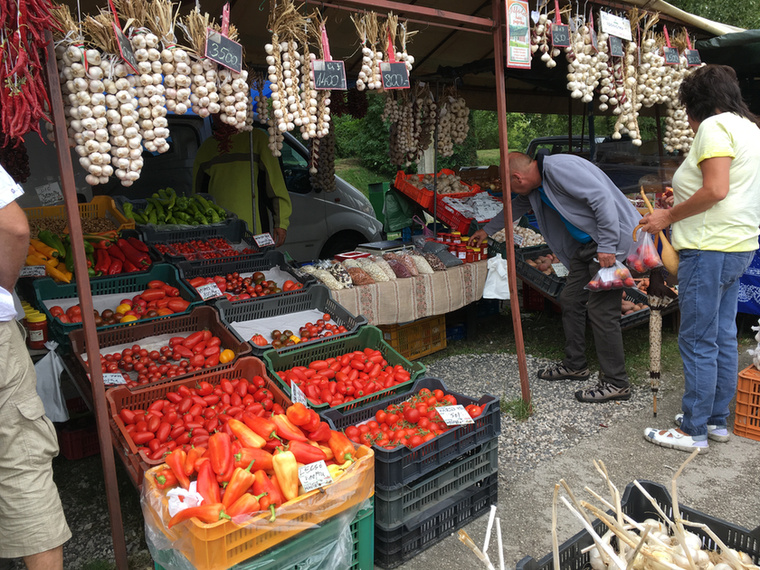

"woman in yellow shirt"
[640,65,760,454]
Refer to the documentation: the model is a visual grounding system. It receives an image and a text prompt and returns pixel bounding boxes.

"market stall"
[0,0,740,568]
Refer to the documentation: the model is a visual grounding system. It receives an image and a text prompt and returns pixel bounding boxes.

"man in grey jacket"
[471,152,641,402]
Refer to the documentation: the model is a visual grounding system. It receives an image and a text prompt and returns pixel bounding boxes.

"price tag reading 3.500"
[205,29,243,73]
[436,405,475,426]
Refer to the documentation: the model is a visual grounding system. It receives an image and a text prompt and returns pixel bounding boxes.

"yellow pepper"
[46,264,72,284]
[26,253,47,267]
[219,348,235,364]
[29,239,58,259]
[272,449,299,501]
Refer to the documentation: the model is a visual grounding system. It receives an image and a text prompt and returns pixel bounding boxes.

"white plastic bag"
[483,256,510,300]
[33,341,69,423]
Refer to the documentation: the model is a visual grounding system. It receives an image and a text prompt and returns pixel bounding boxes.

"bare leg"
[24,547,63,570]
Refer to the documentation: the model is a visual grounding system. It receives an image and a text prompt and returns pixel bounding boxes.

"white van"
[16,115,382,262]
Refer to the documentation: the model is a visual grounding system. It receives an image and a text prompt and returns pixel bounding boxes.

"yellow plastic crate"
[142,445,374,570]
[380,314,447,360]
[24,196,135,233]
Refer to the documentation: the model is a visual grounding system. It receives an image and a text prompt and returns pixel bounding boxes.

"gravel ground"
[0,346,737,569]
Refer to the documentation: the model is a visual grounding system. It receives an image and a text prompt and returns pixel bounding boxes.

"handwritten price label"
[35,182,63,206]
[513,234,525,247]
[103,373,127,385]
[380,62,410,90]
[253,233,275,248]
[290,382,309,406]
[112,24,139,73]
[205,28,243,73]
[19,265,46,278]
[436,405,475,426]
[196,282,223,300]
[551,24,570,48]
[551,263,569,277]
[312,60,347,90]
[298,461,334,492]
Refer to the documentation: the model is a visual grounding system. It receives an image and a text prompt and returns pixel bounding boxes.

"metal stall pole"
[44,30,129,570]
[491,0,531,407]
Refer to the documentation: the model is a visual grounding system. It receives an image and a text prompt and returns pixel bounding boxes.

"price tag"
[551,263,569,277]
[551,24,570,48]
[513,234,524,247]
[253,232,275,248]
[608,36,624,57]
[290,382,309,406]
[685,49,702,66]
[19,265,46,277]
[380,62,410,90]
[103,373,127,385]
[589,27,598,52]
[436,405,475,426]
[205,28,243,73]
[298,460,334,492]
[662,46,680,65]
[196,282,223,300]
[599,10,632,41]
[312,60,347,90]
[112,24,139,74]
[35,182,63,206]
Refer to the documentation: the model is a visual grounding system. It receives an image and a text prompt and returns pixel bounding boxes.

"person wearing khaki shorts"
[0,164,70,569]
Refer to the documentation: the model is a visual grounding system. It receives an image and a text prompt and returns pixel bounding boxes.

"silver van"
[16,115,382,262]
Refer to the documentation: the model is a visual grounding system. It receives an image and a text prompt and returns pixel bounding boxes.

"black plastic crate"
[374,472,498,569]
[216,283,367,355]
[375,436,499,530]
[322,377,500,491]
[620,287,651,330]
[177,250,315,301]
[516,480,760,570]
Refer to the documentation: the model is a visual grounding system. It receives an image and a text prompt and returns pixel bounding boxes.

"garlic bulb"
[218,68,249,130]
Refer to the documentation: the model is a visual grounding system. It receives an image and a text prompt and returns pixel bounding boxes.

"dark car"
[526,135,683,194]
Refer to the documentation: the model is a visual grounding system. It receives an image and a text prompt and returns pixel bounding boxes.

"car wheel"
[319,232,365,259]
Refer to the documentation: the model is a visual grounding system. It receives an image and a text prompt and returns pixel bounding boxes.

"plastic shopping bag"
[483,256,510,300]
[626,228,663,273]
[585,260,635,292]
[33,341,69,422]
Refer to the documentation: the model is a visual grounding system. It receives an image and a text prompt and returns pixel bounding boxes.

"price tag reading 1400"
[205,29,242,73]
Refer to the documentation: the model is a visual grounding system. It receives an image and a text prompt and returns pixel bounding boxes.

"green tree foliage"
[667,0,759,30]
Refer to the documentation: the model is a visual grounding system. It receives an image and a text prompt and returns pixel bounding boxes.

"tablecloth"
[738,250,760,316]
[331,260,488,326]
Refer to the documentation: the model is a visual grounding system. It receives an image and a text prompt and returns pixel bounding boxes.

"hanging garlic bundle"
[151,0,191,116]
[181,9,220,118]
[565,18,605,104]
[299,37,318,140]
[394,22,415,73]
[129,30,169,153]
[243,88,254,131]
[252,71,270,125]
[51,5,82,146]
[437,87,470,157]
[218,67,250,130]
[611,37,642,146]
[305,13,334,147]
[636,17,664,108]
[352,12,383,91]
[385,90,413,166]
[310,121,336,192]
[532,9,561,69]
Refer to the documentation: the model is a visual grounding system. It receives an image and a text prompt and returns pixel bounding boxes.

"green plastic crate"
[263,326,426,414]
[32,263,202,350]
[154,499,374,570]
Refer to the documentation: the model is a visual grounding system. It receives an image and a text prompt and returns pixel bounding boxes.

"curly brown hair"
[678,64,760,127]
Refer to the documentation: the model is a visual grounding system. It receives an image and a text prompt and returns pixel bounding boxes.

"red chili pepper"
[307,421,332,443]
[208,432,234,477]
[123,260,140,273]
[252,470,284,522]
[196,458,222,505]
[184,446,206,477]
[288,440,327,464]
[222,460,257,508]
[107,243,126,262]
[117,238,151,267]
[233,446,274,471]
[228,418,267,449]
[272,414,308,442]
[242,411,279,440]
[166,449,191,490]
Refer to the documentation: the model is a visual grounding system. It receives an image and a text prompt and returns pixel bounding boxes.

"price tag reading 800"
[380,62,410,90]
[298,460,334,492]
[436,405,475,426]
[205,29,243,73]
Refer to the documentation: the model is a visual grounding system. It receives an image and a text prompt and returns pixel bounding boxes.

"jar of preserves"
[466,247,475,263]
[473,247,482,261]
[26,312,48,350]
[451,232,462,245]
[457,244,467,261]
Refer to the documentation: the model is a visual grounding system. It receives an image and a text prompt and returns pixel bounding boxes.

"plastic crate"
[68,305,252,390]
[33,263,202,350]
[433,194,472,235]
[217,284,367,356]
[56,416,100,460]
[147,221,264,264]
[522,280,548,312]
[108,356,289,467]
[322,377,500,491]
[515,247,566,298]
[515,480,760,570]
[142,445,374,570]
[374,472,498,569]
[734,365,760,441]
[24,195,135,233]
[394,169,480,212]
[375,436,499,529]
[620,287,651,331]
[379,314,447,361]
[153,498,374,570]
[177,250,316,302]
[445,323,466,341]
[263,326,426,413]
[137,215,263,249]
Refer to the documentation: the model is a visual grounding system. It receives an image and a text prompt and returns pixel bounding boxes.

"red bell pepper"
[252,470,285,522]
[208,432,234,478]
[271,414,308,442]
[307,421,332,443]
[288,440,327,464]
[154,467,177,490]
[242,411,278,441]
[107,259,123,275]
[166,449,191,490]
[226,492,267,519]
[222,460,256,508]
[285,403,313,426]
[167,503,230,529]
[123,259,140,273]
[127,236,150,253]
[196,458,222,505]
[327,430,356,464]
[95,248,111,274]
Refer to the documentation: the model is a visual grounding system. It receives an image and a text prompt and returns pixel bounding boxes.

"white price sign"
[19,265,46,277]
[196,282,223,300]
[298,460,334,492]
[436,405,475,426]
[253,233,275,248]
[35,182,63,206]
[599,11,632,41]
[551,263,569,277]
[290,382,309,406]
[513,234,525,246]
[103,373,127,385]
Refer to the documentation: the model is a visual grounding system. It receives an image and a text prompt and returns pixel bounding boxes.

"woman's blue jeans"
[678,249,753,439]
